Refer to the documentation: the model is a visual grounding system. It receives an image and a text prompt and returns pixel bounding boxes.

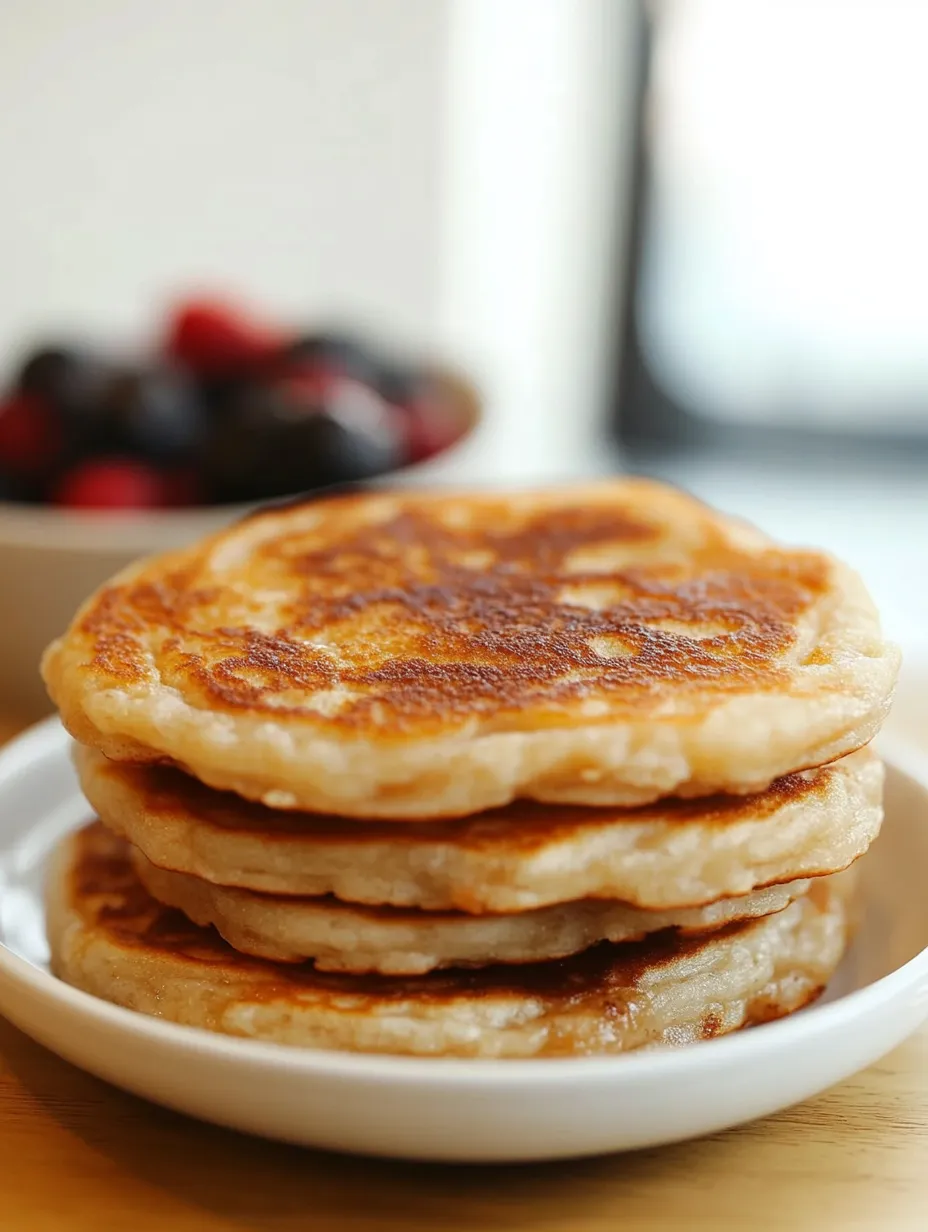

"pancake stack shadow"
[40,481,900,1057]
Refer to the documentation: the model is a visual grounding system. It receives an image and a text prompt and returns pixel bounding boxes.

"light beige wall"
[0,0,448,350]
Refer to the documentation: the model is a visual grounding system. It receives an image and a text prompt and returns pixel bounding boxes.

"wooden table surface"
[1,709,926,1231]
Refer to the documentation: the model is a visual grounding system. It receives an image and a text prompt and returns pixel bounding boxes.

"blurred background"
[0,0,924,725]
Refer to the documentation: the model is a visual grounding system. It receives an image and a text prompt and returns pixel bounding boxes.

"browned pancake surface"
[94,755,835,848]
[67,486,829,737]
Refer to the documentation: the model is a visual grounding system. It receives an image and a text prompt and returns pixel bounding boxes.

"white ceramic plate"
[1,718,927,1164]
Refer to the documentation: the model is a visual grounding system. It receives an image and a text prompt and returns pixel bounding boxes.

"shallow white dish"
[1,718,927,1164]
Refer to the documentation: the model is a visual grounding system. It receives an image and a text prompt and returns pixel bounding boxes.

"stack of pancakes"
[41,480,899,1058]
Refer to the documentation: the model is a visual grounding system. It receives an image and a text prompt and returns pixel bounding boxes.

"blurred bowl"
[0,375,480,720]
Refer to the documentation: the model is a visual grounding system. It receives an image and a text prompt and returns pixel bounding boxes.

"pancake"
[131,844,806,973]
[43,481,898,818]
[46,823,853,1057]
[76,743,882,913]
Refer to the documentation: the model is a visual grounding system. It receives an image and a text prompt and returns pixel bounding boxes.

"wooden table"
[2,711,927,1231]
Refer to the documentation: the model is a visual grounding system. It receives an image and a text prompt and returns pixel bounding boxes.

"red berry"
[0,393,63,476]
[165,299,283,376]
[53,458,167,510]
[399,402,460,463]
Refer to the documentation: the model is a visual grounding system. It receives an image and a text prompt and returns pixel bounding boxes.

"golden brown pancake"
[131,843,807,973]
[76,743,882,914]
[46,823,853,1057]
[42,481,899,818]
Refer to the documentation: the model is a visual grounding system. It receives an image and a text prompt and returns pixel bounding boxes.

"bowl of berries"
[0,297,479,716]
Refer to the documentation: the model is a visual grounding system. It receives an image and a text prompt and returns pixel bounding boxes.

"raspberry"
[53,458,167,509]
[0,393,63,476]
[165,299,282,377]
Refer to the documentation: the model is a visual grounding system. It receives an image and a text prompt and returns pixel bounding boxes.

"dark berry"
[165,299,281,377]
[15,346,108,412]
[270,378,404,495]
[100,367,207,462]
[201,383,302,503]
[195,374,248,419]
[0,393,65,477]
[201,375,402,503]
[0,467,42,502]
[279,333,381,386]
[17,347,73,398]
[316,378,404,477]
[161,466,205,507]
[52,458,167,510]
[374,360,421,407]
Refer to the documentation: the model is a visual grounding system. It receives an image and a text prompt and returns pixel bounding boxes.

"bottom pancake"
[46,823,854,1059]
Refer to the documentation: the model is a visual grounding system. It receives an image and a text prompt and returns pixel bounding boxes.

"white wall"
[0,0,448,350]
[435,0,637,481]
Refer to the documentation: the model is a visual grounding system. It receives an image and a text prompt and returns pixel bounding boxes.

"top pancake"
[42,479,899,818]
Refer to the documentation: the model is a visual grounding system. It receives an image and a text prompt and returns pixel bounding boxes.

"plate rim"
[1,715,927,1090]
